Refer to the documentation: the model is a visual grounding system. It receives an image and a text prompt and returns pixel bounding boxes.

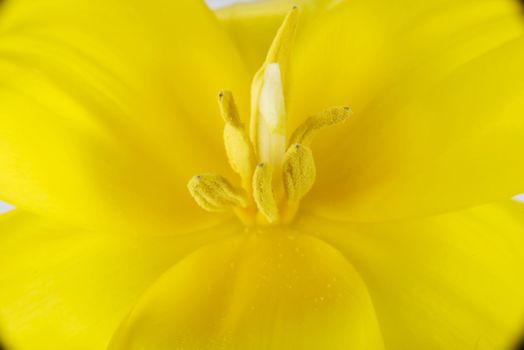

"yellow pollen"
[218,90,242,126]
[290,106,352,146]
[282,144,316,202]
[252,163,279,223]
[187,174,248,212]
[187,7,351,226]
[218,91,255,189]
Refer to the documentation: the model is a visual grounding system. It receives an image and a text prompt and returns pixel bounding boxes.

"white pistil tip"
[259,63,286,133]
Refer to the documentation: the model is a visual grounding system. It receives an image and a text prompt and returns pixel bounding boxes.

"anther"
[290,106,352,146]
[282,143,316,202]
[188,173,248,212]
[252,163,279,223]
[218,90,242,127]
[218,91,255,188]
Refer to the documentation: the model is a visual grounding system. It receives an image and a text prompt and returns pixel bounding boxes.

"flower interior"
[188,7,351,226]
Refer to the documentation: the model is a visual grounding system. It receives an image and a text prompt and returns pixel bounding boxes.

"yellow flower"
[1,0,524,349]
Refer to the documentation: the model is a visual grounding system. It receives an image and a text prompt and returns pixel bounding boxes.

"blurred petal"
[289,0,524,119]
[0,211,241,350]
[0,0,250,233]
[215,0,338,74]
[287,0,391,128]
[292,0,524,220]
[109,230,384,350]
[297,201,524,349]
[216,0,295,73]
[310,34,524,221]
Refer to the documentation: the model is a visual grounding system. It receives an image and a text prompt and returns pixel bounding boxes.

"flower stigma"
[188,6,351,226]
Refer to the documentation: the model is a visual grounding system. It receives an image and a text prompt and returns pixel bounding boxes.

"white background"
[207,0,253,8]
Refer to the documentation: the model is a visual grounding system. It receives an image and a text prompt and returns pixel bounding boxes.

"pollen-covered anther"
[283,144,316,202]
[187,173,248,212]
[252,163,279,223]
[290,106,352,146]
[218,91,255,188]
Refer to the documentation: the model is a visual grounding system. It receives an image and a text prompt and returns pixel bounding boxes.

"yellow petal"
[0,0,250,233]
[0,211,241,350]
[290,0,524,220]
[215,0,338,75]
[297,201,524,350]
[286,0,391,131]
[109,230,384,350]
[288,0,524,124]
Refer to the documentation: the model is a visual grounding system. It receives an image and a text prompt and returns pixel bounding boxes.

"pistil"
[258,63,286,172]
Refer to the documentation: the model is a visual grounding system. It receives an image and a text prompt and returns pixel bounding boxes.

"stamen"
[218,91,255,188]
[252,163,279,223]
[188,174,248,212]
[282,144,316,202]
[290,106,352,146]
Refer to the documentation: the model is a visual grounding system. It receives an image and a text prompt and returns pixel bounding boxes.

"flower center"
[188,7,351,226]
